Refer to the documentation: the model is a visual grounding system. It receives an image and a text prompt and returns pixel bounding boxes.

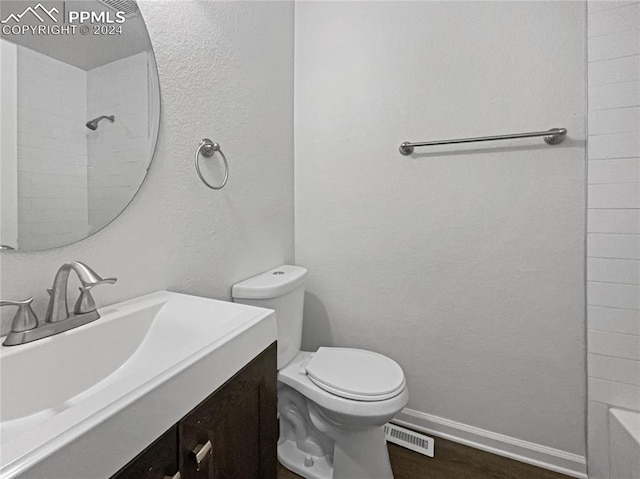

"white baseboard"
[393,408,587,479]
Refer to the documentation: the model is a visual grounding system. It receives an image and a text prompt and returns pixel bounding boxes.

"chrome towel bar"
[399,127,567,155]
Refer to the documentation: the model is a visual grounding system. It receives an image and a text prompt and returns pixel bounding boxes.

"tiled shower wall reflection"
[87,52,150,234]
[9,45,151,250]
[586,1,640,477]
[17,46,89,250]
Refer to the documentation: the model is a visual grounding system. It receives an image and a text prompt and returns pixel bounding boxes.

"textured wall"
[0,1,294,335]
[586,2,640,478]
[295,0,587,463]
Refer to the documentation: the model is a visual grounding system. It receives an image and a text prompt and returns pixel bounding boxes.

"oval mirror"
[0,0,159,251]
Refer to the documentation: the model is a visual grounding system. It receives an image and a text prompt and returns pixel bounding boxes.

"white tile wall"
[86,52,151,234]
[588,209,640,233]
[588,158,640,184]
[588,183,640,207]
[589,56,640,87]
[589,378,640,410]
[588,3,640,37]
[588,1,638,13]
[16,46,89,251]
[588,330,640,360]
[588,282,640,310]
[588,258,640,284]
[587,233,640,259]
[588,306,640,335]
[589,107,640,135]
[588,28,640,61]
[588,354,640,385]
[589,81,640,111]
[588,132,640,159]
[587,2,640,477]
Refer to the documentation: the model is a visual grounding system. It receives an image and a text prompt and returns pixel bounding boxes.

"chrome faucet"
[1,261,117,346]
[45,261,117,323]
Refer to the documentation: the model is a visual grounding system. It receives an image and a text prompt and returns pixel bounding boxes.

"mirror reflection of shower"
[86,115,115,130]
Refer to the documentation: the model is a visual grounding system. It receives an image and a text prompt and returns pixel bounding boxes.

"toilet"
[232,265,408,479]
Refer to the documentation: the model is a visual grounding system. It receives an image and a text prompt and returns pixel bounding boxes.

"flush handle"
[192,440,212,471]
[163,472,181,479]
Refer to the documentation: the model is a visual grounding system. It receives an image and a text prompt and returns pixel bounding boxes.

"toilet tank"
[232,265,307,369]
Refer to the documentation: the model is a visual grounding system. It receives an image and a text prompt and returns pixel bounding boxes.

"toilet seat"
[305,347,406,401]
[279,350,409,421]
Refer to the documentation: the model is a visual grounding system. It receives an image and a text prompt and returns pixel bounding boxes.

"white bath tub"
[608,408,640,479]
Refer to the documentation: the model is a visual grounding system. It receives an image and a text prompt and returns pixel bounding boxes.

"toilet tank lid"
[232,265,308,299]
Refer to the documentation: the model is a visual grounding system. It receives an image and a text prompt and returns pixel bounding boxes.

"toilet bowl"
[278,351,409,479]
[232,265,408,479]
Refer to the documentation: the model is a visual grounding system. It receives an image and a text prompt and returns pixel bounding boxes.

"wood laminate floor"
[277,435,574,479]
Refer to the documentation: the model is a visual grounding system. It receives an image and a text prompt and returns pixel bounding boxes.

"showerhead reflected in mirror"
[86,115,115,130]
[0,0,160,251]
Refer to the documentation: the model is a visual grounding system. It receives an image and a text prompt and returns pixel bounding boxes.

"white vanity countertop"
[0,291,277,479]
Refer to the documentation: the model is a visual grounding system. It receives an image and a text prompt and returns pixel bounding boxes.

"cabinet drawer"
[111,425,179,479]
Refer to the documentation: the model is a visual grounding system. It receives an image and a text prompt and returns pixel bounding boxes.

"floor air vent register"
[384,423,435,457]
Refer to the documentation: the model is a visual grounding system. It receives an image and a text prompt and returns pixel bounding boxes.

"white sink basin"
[0,291,276,479]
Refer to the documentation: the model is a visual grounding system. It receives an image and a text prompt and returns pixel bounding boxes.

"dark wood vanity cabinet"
[111,343,277,479]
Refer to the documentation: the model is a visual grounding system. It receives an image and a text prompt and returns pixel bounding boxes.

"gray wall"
[295,0,587,466]
[0,1,295,335]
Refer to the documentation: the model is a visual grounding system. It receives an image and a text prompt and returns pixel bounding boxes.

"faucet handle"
[74,287,97,314]
[73,276,117,315]
[0,298,39,333]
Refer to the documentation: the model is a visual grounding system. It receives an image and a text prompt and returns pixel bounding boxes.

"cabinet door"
[110,425,179,479]
[179,343,277,479]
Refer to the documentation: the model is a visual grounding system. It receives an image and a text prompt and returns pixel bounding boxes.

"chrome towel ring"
[195,138,229,190]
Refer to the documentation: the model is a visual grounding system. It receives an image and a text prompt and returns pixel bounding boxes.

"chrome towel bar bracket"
[195,138,229,189]
[399,127,567,155]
